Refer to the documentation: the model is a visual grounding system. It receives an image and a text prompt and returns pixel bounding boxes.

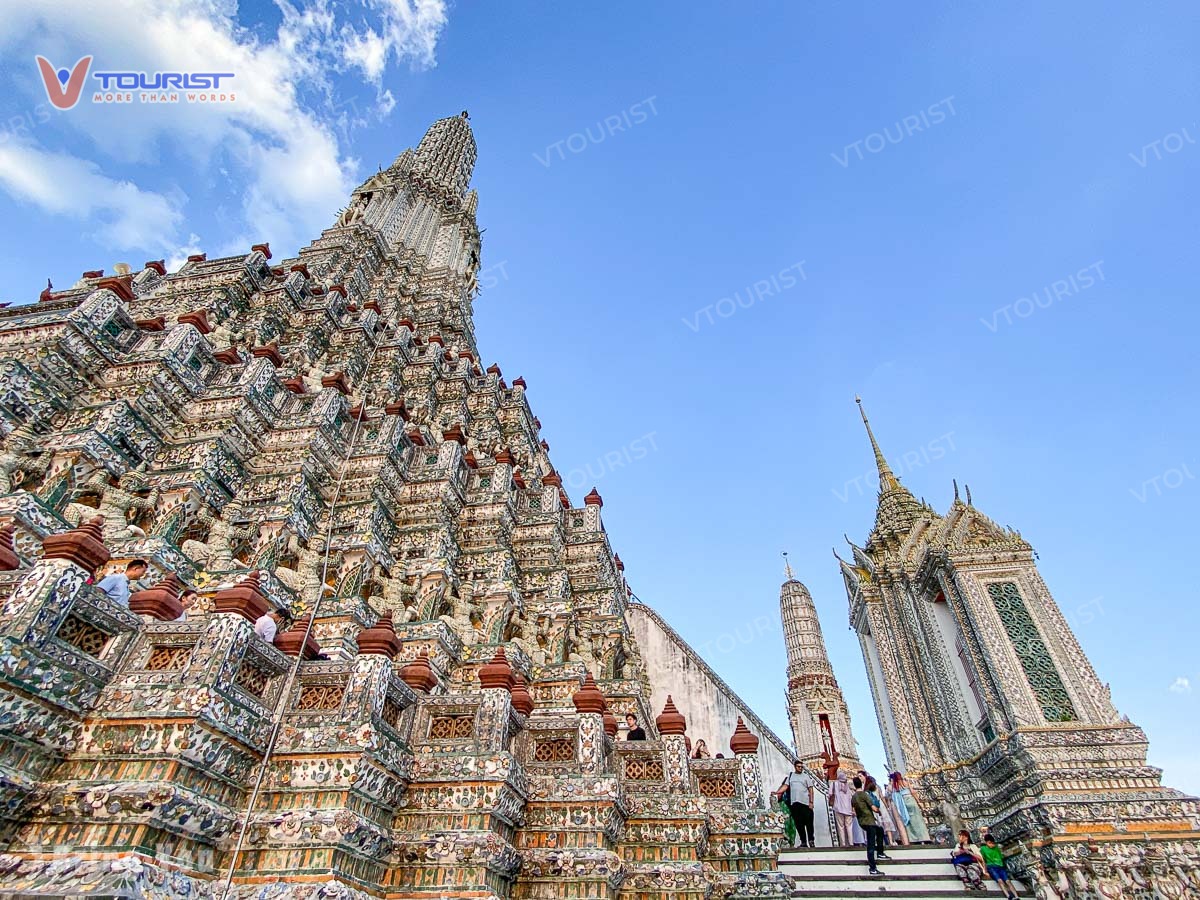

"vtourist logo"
[35,56,92,110]
[35,55,235,108]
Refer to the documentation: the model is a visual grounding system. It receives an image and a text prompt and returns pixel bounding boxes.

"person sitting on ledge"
[624,713,646,740]
[95,558,148,607]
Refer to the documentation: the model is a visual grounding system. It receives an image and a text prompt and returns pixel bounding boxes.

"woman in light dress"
[881,778,910,845]
[889,772,930,842]
[871,777,902,846]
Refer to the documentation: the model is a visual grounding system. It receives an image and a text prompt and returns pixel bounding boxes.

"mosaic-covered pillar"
[477,646,516,751]
[0,518,139,844]
[730,717,764,808]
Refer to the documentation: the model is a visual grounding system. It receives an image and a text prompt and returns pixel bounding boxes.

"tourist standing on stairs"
[829,771,856,847]
[880,777,908,845]
[851,776,887,876]
[873,776,901,846]
[771,760,816,848]
[889,772,930,843]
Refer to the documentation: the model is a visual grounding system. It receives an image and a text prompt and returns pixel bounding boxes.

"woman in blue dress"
[889,772,930,842]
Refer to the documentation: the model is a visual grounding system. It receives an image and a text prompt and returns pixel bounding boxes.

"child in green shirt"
[980,836,1018,899]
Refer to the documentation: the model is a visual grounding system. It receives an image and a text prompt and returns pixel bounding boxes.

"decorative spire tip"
[854,395,901,492]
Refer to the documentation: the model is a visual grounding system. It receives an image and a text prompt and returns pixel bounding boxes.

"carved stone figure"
[438,584,479,645]
[0,420,50,493]
[181,499,258,572]
[69,467,158,542]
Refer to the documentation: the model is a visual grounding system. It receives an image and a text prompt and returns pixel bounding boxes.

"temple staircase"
[779,845,1027,899]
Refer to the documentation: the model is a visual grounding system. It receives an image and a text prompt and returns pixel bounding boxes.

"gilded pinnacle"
[855,395,901,492]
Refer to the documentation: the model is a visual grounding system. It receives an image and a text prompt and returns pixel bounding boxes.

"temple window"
[532,738,575,762]
[986,582,1077,722]
[234,660,272,698]
[624,756,665,781]
[296,682,346,711]
[55,614,113,658]
[145,644,193,671]
[429,715,475,739]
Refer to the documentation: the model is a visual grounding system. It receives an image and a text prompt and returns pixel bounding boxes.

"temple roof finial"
[855,395,901,492]
[782,551,795,581]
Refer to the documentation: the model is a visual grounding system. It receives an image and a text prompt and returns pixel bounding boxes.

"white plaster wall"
[627,603,831,845]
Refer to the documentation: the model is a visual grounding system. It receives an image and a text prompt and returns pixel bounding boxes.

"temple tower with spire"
[779,556,861,776]
[0,113,792,900]
[838,398,1199,892]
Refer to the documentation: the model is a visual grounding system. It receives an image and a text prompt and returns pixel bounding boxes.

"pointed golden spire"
[855,395,901,492]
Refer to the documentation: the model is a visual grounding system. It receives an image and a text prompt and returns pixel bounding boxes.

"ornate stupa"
[838,397,1200,895]
[0,113,790,899]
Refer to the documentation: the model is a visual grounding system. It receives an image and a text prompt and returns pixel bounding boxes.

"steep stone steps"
[780,846,1027,899]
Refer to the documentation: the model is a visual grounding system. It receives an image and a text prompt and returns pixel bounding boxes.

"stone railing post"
[656,695,690,792]
[730,716,764,808]
[572,672,606,773]
[476,646,515,752]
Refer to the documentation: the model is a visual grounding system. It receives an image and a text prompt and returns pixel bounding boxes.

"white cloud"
[0,141,183,251]
[0,0,447,258]
[343,27,390,81]
[167,232,204,273]
[1169,677,1191,695]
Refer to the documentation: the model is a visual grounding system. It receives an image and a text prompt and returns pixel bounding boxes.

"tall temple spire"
[855,395,901,492]
[411,111,477,199]
[778,568,860,773]
[854,396,929,543]
[782,550,795,581]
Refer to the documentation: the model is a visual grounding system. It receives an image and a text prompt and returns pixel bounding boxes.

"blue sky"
[1,2,1197,793]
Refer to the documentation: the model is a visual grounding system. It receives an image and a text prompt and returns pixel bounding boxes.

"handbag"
[776,797,796,845]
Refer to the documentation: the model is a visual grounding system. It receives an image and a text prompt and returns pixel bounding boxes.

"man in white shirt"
[254,609,286,643]
[772,760,816,848]
[95,559,148,607]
